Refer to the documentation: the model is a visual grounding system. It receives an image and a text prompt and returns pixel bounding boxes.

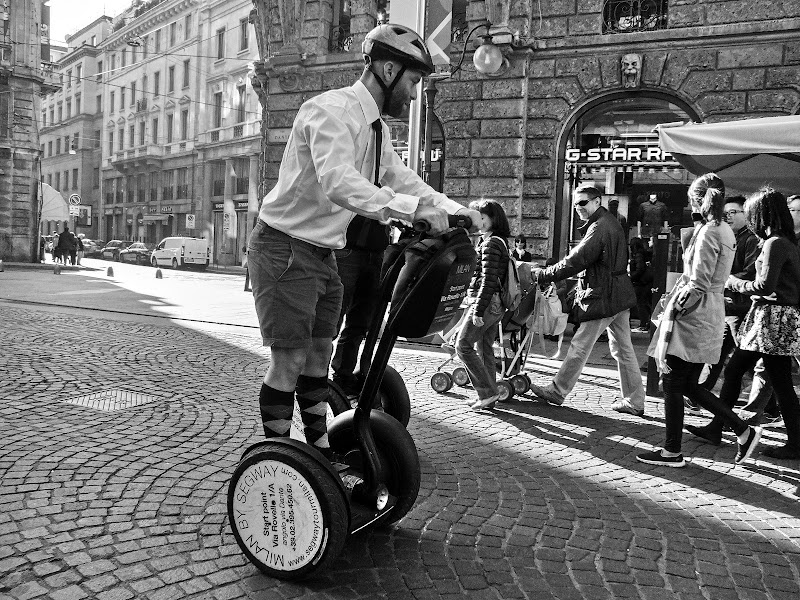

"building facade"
[251,0,800,259]
[89,0,260,267]
[0,0,59,262]
[39,16,113,240]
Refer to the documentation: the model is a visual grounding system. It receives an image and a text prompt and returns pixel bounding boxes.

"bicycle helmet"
[363,24,433,114]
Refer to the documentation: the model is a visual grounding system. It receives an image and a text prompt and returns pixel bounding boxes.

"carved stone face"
[621,53,642,88]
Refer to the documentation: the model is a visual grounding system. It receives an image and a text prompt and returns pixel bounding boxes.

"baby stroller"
[430,261,542,396]
[494,282,568,400]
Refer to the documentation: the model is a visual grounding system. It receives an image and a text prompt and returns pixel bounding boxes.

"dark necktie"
[372,119,382,187]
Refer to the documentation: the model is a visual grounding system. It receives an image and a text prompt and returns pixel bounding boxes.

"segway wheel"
[328,411,420,526]
[497,380,515,402]
[430,371,453,393]
[510,374,530,395]
[375,365,411,427]
[452,367,470,387]
[228,440,349,580]
[327,380,352,415]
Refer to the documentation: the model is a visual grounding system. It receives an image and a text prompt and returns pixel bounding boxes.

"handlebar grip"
[412,215,473,232]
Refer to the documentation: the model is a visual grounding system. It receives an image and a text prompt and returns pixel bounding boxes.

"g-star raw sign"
[565,147,674,162]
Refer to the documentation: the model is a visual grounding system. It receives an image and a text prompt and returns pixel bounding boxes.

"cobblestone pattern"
[2,305,800,600]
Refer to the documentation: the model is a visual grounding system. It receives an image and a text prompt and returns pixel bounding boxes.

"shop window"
[603,0,668,34]
[561,95,693,253]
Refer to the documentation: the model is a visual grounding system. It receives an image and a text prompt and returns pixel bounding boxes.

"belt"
[258,219,332,259]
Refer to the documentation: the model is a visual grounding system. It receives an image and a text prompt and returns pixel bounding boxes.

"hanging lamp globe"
[472,35,504,75]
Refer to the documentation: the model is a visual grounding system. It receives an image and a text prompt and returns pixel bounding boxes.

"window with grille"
[603,0,668,34]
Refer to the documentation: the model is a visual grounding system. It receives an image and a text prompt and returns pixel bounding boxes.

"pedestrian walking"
[75,236,85,266]
[242,246,250,292]
[528,184,645,416]
[56,226,77,265]
[699,195,761,390]
[685,187,800,460]
[246,23,478,459]
[455,200,511,411]
[637,173,760,468]
[629,237,653,332]
[51,231,61,263]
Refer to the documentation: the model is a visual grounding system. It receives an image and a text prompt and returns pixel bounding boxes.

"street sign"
[186,214,196,229]
[223,213,231,231]
[69,205,79,216]
[68,194,81,205]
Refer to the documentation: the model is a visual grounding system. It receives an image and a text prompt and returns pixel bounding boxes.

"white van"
[150,237,210,270]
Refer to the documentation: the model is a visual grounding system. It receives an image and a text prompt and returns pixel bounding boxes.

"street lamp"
[422,21,506,185]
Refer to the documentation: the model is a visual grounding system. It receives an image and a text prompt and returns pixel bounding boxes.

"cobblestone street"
[2,272,800,599]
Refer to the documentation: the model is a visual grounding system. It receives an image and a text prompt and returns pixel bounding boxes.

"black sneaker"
[685,424,722,446]
[761,444,800,460]
[636,449,686,468]
[735,427,762,464]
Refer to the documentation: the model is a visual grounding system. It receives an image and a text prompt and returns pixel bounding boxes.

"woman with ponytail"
[638,173,762,467]
[687,187,800,459]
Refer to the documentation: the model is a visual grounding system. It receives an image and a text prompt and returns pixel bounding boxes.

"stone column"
[220,158,235,265]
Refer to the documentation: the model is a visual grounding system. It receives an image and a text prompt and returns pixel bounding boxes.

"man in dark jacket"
[57,225,78,266]
[529,184,645,416]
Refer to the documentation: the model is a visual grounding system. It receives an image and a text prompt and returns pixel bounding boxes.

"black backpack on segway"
[227,216,476,580]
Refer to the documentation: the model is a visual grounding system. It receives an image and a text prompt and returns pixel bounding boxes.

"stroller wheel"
[452,367,470,387]
[430,372,453,393]
[497,380,515,402]
[510,374,530,395]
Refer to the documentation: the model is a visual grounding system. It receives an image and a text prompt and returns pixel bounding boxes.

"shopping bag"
[532,284,568,358]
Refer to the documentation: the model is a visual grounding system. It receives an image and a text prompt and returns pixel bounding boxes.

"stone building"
[39,16,113,240]
[250,0,800,259]
[0,0,59,262]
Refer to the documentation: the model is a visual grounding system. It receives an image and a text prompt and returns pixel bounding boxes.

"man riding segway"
[247,23,479,460]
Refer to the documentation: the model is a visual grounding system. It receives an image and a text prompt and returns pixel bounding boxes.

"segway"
[227,216,476,580]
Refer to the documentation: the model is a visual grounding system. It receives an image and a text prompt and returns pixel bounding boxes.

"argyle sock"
[295,375,330,452]
[258,383,293,439]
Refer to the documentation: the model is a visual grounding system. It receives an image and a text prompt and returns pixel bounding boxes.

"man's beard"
[385,93,408,119]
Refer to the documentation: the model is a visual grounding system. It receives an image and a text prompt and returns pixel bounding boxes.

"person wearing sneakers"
[528,184,645,416]
[637,173,760,468]
[455,199,511,410]
[685,188,800,460]
[247,23,479,459]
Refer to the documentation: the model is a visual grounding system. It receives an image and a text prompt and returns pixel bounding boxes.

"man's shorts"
[248,220,344,348]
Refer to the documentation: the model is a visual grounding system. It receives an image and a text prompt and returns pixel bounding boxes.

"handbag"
[532,284,568,358]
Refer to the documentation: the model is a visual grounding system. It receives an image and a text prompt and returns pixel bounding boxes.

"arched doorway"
[553,92,701,256]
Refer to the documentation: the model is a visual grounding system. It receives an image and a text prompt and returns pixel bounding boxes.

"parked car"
[151,237,210,270]
[80,238,102,257]
[100,240,134,261]
[119,242,154,265]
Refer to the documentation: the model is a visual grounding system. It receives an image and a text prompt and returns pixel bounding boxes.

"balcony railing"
[199,121,260,145]
[603,0,668,34]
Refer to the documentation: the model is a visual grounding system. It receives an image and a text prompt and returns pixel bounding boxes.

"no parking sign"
[186,214,196,229]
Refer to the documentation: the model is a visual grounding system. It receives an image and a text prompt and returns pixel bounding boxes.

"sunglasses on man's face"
[573,199,591,207]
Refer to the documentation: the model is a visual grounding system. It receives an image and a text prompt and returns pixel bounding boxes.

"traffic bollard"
[155,269,162,279]
[106,266,114,277]
[54,264,61,275]
[0,260,4,272]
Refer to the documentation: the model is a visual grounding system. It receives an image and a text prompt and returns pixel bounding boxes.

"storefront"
[212,200,252,266]
[556,93,699,255]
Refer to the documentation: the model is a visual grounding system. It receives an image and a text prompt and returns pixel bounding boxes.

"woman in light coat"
[637,173,761,468]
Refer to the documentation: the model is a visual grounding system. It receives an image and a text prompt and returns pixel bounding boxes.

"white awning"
[40,183,68,221]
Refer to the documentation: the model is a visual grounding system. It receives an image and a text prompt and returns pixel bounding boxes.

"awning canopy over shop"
[142,215,170,222]
[40,183,68,221]
[657,115,800,194]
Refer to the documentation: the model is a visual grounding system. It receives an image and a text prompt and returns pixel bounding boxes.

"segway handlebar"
[412,214,472,233]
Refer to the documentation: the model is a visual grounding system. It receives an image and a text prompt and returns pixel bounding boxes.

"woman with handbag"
[637,173,761,468]
[686,188,800,459]
[455,199,511,411]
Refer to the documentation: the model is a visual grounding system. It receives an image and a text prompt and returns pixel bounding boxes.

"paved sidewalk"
[1,277,800,599]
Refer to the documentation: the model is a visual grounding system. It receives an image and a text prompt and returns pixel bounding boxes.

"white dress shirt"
[258,80,463,249]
